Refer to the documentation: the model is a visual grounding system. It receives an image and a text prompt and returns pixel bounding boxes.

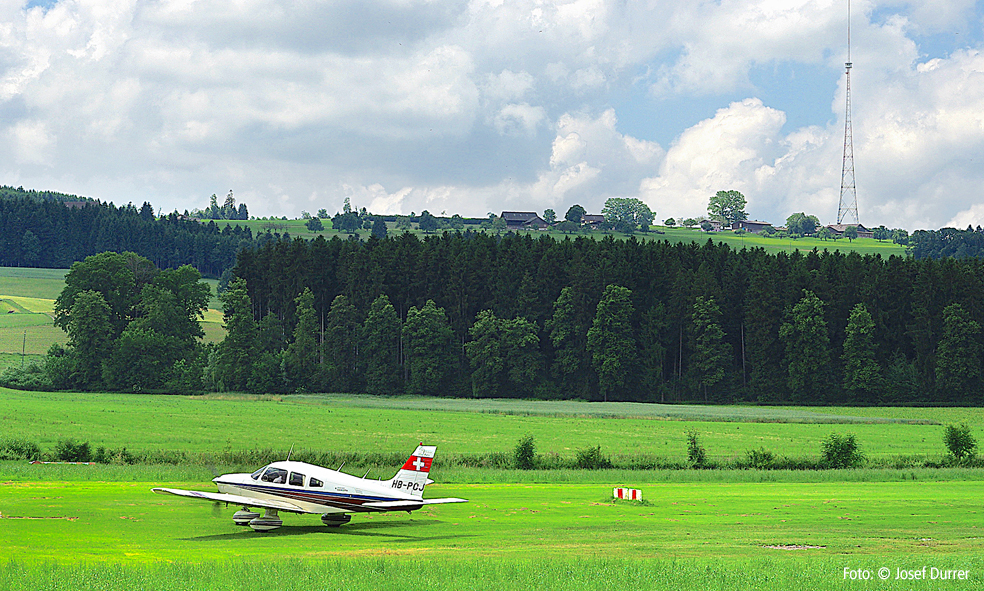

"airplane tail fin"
[384,444,436,499]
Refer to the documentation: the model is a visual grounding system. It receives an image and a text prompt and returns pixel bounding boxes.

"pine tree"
[214,278,257,391]
[586,284,636,402]
[690,296,730,402]
[323,294,359,392]
[403,300,454,396]
[285,288,320,391]
[936,303,982,400]
[779,290,830,403]
[842,303,883,402]
[361,294,402,395]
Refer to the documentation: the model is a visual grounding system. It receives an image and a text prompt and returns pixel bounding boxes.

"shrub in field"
[574,445,612,469]
[514,434,536,470]
[54,439,91,462]
[745,447,776,469]
[0,362,54,391]
[0,438,42,460]
[686,430,708,468]
[943,423,977,462]
[821,433,865,468]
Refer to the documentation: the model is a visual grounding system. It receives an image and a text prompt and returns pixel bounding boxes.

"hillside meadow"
[229,217,907,258]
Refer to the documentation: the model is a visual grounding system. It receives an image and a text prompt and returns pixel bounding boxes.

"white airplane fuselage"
[213,460,422,515]
[153,444,466,531]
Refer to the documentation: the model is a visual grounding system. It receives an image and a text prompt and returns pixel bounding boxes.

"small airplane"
[153,444,466,531]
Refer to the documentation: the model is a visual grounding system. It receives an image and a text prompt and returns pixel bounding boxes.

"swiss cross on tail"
[403,456,433,472]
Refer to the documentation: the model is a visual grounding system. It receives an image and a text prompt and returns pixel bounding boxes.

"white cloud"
[640,98,786,219]
[0,0,983,230]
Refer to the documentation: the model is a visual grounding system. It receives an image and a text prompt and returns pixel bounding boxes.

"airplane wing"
[152,487,308,513]
[362,497,468,510]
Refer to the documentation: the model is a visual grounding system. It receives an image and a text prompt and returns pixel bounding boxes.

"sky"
[2,0,984,230]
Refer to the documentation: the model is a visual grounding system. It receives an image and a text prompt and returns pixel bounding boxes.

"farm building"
[501,211,549,230]
[826,224,873,239]
[581,214,605,229]
[731,220,774,233]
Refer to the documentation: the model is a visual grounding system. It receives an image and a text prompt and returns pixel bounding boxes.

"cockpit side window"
[289,472,305,486]
[260,467,288,484]
[309,478,323,488]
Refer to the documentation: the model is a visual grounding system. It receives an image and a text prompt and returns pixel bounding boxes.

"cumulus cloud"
[640,99,787,219]
[0,0,983,230]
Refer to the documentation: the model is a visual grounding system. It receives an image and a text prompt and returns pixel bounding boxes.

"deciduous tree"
[707,190,748,225]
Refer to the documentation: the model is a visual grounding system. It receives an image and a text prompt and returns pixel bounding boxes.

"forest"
[0,188,258,277]
[215,231,984,406]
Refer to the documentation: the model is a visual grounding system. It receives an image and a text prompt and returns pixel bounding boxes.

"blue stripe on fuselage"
[227,482,401,510]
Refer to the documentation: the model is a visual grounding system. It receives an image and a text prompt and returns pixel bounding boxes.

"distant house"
[696,218,724,231]
[63,201,88,210]
[826,224,873,239]
[501,211,549,230]
[731,220,773,233]
[581,214,605,229]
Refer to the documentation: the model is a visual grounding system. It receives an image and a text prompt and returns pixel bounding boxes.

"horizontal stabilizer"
[420,497,468,505]
[362,497,468,510]
[152,487,307,513]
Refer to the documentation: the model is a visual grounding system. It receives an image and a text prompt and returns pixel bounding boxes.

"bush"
[513,434,536,470]
[574,445,612,470]
[54,439,92,463]
[943,423,977,462]
[686,430,708,468]
[745,447,776,469]
[0,362,54,391]
[0,438,42,461]
[821,433,865,469]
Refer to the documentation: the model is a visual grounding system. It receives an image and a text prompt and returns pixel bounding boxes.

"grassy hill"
[232,218,908,257]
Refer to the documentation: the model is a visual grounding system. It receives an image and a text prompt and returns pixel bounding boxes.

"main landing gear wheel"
[248,509,283,531]
[321,513,352,527]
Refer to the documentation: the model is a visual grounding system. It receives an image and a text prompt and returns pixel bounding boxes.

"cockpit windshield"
[250,467,265,480]
[260,466,288,484]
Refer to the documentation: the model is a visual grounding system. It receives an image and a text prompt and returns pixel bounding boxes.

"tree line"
[218,231,984,405]
[0,189,260,277]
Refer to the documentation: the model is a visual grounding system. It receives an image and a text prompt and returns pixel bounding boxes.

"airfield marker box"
[614,488,641,501]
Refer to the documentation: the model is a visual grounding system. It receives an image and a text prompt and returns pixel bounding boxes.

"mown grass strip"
[1,557,979,591]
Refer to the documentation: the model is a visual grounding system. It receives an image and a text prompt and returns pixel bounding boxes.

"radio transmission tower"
[837,0,859,225]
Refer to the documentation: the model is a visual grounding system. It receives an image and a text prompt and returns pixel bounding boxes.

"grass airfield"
[2,391,984,589]
[3,477,983,563]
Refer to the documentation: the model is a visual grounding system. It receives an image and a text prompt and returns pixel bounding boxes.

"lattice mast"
[837,0,859,225]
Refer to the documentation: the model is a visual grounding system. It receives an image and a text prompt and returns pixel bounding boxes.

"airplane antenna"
[286,444,294,461]
[336,462,345,472]
[362,468,371,479]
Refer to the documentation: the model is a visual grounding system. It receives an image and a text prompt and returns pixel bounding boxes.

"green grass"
[0,352,43,373]
[0,390,978,464]
[0,322,66,355]
[1,477,982,572]
[1,390,981,588]
[199,219,908,257]
[0,267,66,300]
[4,556,979,591]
